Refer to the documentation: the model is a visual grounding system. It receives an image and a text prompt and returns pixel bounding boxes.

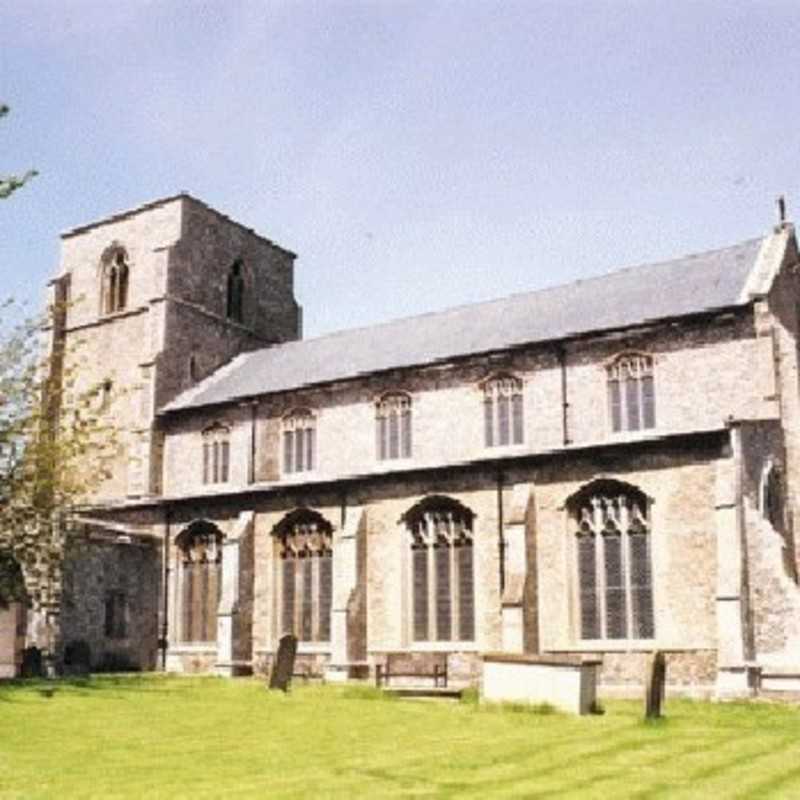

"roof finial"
[777,194,787,226]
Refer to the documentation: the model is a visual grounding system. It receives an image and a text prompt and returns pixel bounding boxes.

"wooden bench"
[375,652,448,688]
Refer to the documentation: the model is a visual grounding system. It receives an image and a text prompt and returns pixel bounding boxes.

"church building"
[4,193,800,698]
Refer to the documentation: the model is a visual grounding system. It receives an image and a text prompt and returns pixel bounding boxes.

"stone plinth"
[481,653,602,715]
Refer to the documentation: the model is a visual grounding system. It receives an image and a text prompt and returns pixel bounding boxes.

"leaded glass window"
[283,409,316,474]
[202,423,230,484]
[571,482,655,641]
[483,375,524,447]
[177,521,223,643]
[376,393,412,460]
[607,354,655,433]
[274,509,333,643]
[403,496,475,642]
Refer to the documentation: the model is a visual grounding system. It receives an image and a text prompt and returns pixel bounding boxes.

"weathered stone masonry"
[5,195,799,699]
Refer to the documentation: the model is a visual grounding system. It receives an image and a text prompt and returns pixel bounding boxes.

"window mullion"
[427,540,436,641]
[595,533,606,639]
[311,555,320,642]
[450,538,459,642]
[622,527,633,639]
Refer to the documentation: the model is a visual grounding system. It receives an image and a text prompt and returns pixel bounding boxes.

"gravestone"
[20,646,44,678]
[269,634,298,692]
[645,650,666,719]
[63,640,91,677]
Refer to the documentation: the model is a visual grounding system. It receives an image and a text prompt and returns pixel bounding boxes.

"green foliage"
[0,104,38,200]
[0,300,117,609]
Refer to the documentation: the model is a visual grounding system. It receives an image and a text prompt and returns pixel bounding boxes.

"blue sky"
[2,1,799,336]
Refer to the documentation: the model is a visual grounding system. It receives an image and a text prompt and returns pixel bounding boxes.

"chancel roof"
[163,235,771,413]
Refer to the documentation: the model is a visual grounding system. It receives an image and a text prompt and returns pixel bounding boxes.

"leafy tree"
[0,104,38,199]
[0,301,117,618]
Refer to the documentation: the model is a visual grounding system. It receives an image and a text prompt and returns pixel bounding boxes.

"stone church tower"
[49,194,301,501]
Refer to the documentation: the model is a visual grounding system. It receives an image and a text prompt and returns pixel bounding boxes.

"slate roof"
[163,236,765,413]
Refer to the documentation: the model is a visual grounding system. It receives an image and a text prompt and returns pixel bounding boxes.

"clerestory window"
[607,354,655,433]
[570,481,655,641]
[202,423,230,484]
[376,393,412,460]
[274,509,333,643]
[403,496,475,643]
[283,409,315,474]
[483,375,524,447]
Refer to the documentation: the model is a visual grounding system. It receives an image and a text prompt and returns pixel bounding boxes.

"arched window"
[226,260,245,323]
[273,509,333,642]
[283,409,315,474]
[376,393,412,460]
[607,353,655,433]
[101,248,130,314]
[176,521,223,643]
[402,496,475,642]
[569,480,654,641]
[202,423,230,484]
[483,375,523,447]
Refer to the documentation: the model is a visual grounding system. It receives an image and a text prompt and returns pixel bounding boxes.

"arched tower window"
[483,374,523,447]
[101,247,130,314]
[402,496,475,643]
[202,423,230,484]
[273,509,333,642]
[226,260,245,323]
[376,392,412,460]
[282,409,315,474]
[568,480,654,641]
[176,521,223,643]
[607,353,655,433]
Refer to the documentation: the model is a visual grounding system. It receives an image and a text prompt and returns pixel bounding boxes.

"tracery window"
[177,521,222,643]
[376,393,412,460]
[483,375,524,447]
[283,409,315,474]
[202,423,230,484]
[226,260,245,323]
[607,354,655,433]
[274,509,333,643]
[403,496,475,642]
[571,481,654,641]
[101,249,130,314]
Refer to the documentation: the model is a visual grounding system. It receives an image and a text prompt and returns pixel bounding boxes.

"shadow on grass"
[0,673,192,703]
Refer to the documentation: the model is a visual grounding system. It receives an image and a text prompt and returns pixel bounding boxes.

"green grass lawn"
[1,676,800,799]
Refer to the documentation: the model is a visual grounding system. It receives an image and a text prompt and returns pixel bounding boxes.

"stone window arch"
[606,353,655,433]
[402,495,475,642]
[482,374,524,447]
[282,409,315,474]
[273,509,333,643]
[376,392,412,460]
[202,423,230,484]
[100,246,130,315]
[226,260,245,323]
[176,520,223,643]
[568,479,655,641]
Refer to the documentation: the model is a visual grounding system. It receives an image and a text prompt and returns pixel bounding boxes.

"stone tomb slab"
[481,653,602,715]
